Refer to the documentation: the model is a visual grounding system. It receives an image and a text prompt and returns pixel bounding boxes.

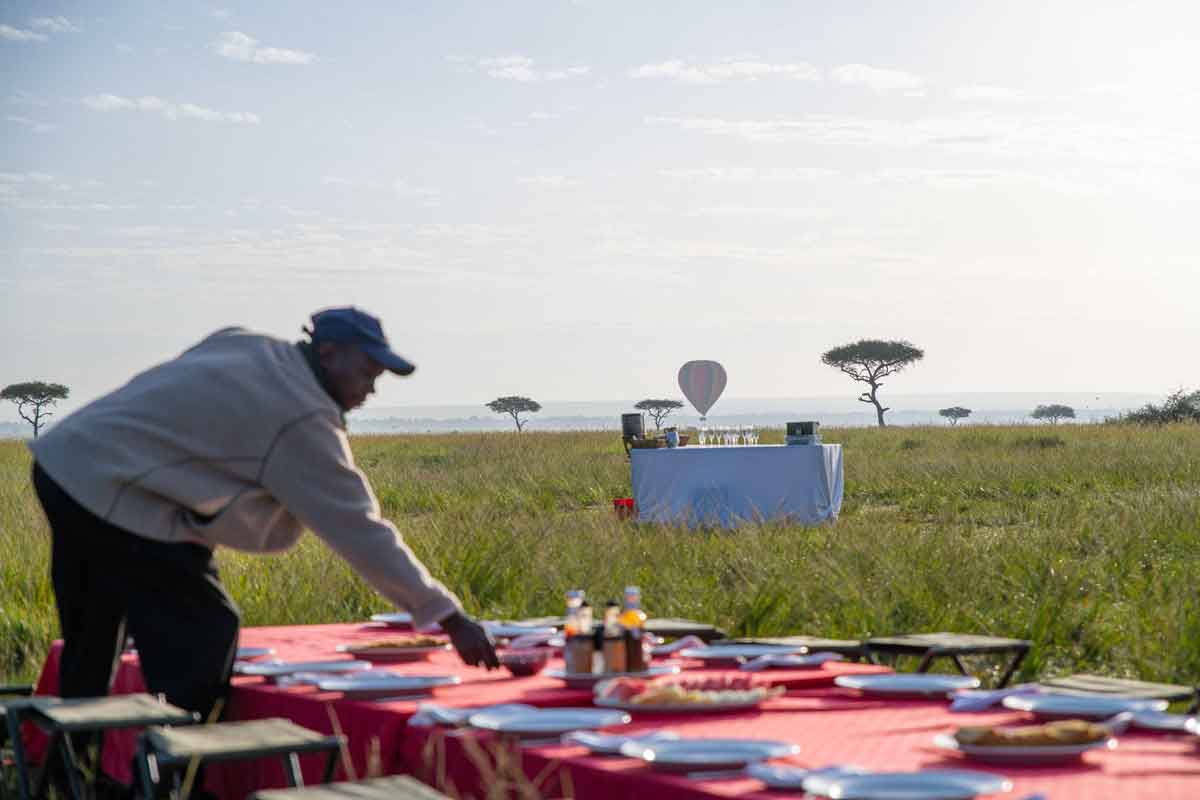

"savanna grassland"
[2,425,1200,688]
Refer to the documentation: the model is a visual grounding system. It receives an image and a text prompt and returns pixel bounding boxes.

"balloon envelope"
[678,360,727,418]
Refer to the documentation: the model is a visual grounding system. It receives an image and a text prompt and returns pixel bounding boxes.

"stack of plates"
[1001,694,1166,718]
[313,673,460,700]
[467,707,629,739]
[678,644,804,667]
[618,738,799,772]
[803,770,1010,799]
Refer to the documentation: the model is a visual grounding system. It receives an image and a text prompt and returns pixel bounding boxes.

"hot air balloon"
[678,360,727,421]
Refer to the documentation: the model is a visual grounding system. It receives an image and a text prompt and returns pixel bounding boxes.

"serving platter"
[543,665,679,689]
[933,732,1115,764]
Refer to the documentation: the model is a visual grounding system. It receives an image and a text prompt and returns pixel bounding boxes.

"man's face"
[317,342,386,411]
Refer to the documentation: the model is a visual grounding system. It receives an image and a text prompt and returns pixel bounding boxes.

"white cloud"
[831,64,923,92]
[6,115,55,132]
[82,93,260,124]
[645,112,1199,168]
[0,24,47,42]
[479,55,589,82]
[517,175,579,188]
[212,31,314,65]
[30,16,81,33]
[953,84,1025,101]
[657,166,837,183]
[629,59,820,85]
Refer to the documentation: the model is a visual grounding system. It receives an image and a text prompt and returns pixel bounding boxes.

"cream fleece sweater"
[30,327,461,629]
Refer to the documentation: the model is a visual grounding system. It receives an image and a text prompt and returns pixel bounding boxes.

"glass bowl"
[500,649,553,677]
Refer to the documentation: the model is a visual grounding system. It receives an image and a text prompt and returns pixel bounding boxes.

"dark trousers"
[32,462,241,725]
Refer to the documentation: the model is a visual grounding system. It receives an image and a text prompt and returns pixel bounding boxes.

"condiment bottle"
[601,601,627,673]
[565,600,594,674]
[563,589,585,635]
[620,586,648,671]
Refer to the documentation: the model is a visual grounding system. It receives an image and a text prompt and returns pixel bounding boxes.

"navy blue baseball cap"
[307,307,416,376]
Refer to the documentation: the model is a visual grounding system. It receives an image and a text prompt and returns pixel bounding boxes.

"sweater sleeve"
[260,412,462,629]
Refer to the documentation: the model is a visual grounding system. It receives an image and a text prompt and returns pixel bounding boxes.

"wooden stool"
[1041,673,1198,705]
[730,636,864,660]
[864,633,1031,688]
[135,717,344,799]
[13,693,198,800]
[251,775,450,799]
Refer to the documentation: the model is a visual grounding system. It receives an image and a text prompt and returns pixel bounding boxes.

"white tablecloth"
[630,444,844,528]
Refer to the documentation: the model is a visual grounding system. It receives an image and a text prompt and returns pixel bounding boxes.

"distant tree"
[634,399,684,430]
[1114,389,1200,425]
[820,339,925,428]
[1031,404,1076,424]
[485,395,542,432]
[1,381,69,439]
[939,406,972,425]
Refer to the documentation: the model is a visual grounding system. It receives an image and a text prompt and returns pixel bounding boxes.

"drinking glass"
[698,426,708,446]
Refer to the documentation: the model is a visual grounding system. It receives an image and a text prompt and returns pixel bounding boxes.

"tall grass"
[3,424,1199,686]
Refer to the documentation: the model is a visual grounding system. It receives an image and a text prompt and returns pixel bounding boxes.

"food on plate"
[353,636,445,649]
[597,675,784,706]
[953,719,1110,747]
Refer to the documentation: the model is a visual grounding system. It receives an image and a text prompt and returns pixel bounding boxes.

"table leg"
[6,705,33,800]
[58,735,87,800]
[995,647,1029,689]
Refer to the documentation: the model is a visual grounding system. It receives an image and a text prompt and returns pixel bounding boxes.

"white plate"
[543,665,680,689]
[234,659,372,679]
[482,622,558,639]
[370,612,414,627]
[420,703,536,727]
[804,769,1012,799]
[562,729,679,755]
[468,707,630,737]
[745,763,870,790]
[1001,694,1167,718]
[335,642,452,662]
[314,673,460,699]
[933,732,1115,764]
[834,674,980,698]
[618,737,798,771]
[679,645,803,665]
[236,647,275,660]
[1132,710,1198,732]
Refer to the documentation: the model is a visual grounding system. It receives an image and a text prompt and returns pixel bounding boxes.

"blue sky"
[2,1,1199,420]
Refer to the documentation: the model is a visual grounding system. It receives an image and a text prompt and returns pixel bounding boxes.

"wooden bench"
[251,775,450,799]
[864,632,1031,688]
[135,717,344,799]
[12,693,198,800]
[1041,673,1198,706]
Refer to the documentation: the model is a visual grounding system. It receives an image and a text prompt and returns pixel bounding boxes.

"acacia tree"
[2,381,70,439]
[939,406,972,426]
[1032,404,1075,424]
[820,339,924,427]
[634,399,684,430]
[486,396,542,432]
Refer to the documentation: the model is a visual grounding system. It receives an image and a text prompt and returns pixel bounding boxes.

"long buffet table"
[27,623,1200,799]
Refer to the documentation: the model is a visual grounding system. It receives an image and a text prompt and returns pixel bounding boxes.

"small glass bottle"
[601,601,627,673]
[619,586,648,672]
[563,589,585,635]
[565,600,594,674]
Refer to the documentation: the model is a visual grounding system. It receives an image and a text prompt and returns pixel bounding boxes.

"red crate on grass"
[612,497,635,520]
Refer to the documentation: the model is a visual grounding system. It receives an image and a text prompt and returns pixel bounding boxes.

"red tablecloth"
[404,690,1200,799]
[28,623,887,797]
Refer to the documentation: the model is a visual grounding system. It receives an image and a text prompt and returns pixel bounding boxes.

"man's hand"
[440,611,499,670]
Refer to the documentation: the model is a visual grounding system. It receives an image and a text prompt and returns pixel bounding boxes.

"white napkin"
[739,652,845,672]
[409,702,535,728]
[651,635,706,657]
[949,683,1042,712]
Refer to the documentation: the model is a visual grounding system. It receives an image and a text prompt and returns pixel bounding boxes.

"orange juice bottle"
[619,586,647,629]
